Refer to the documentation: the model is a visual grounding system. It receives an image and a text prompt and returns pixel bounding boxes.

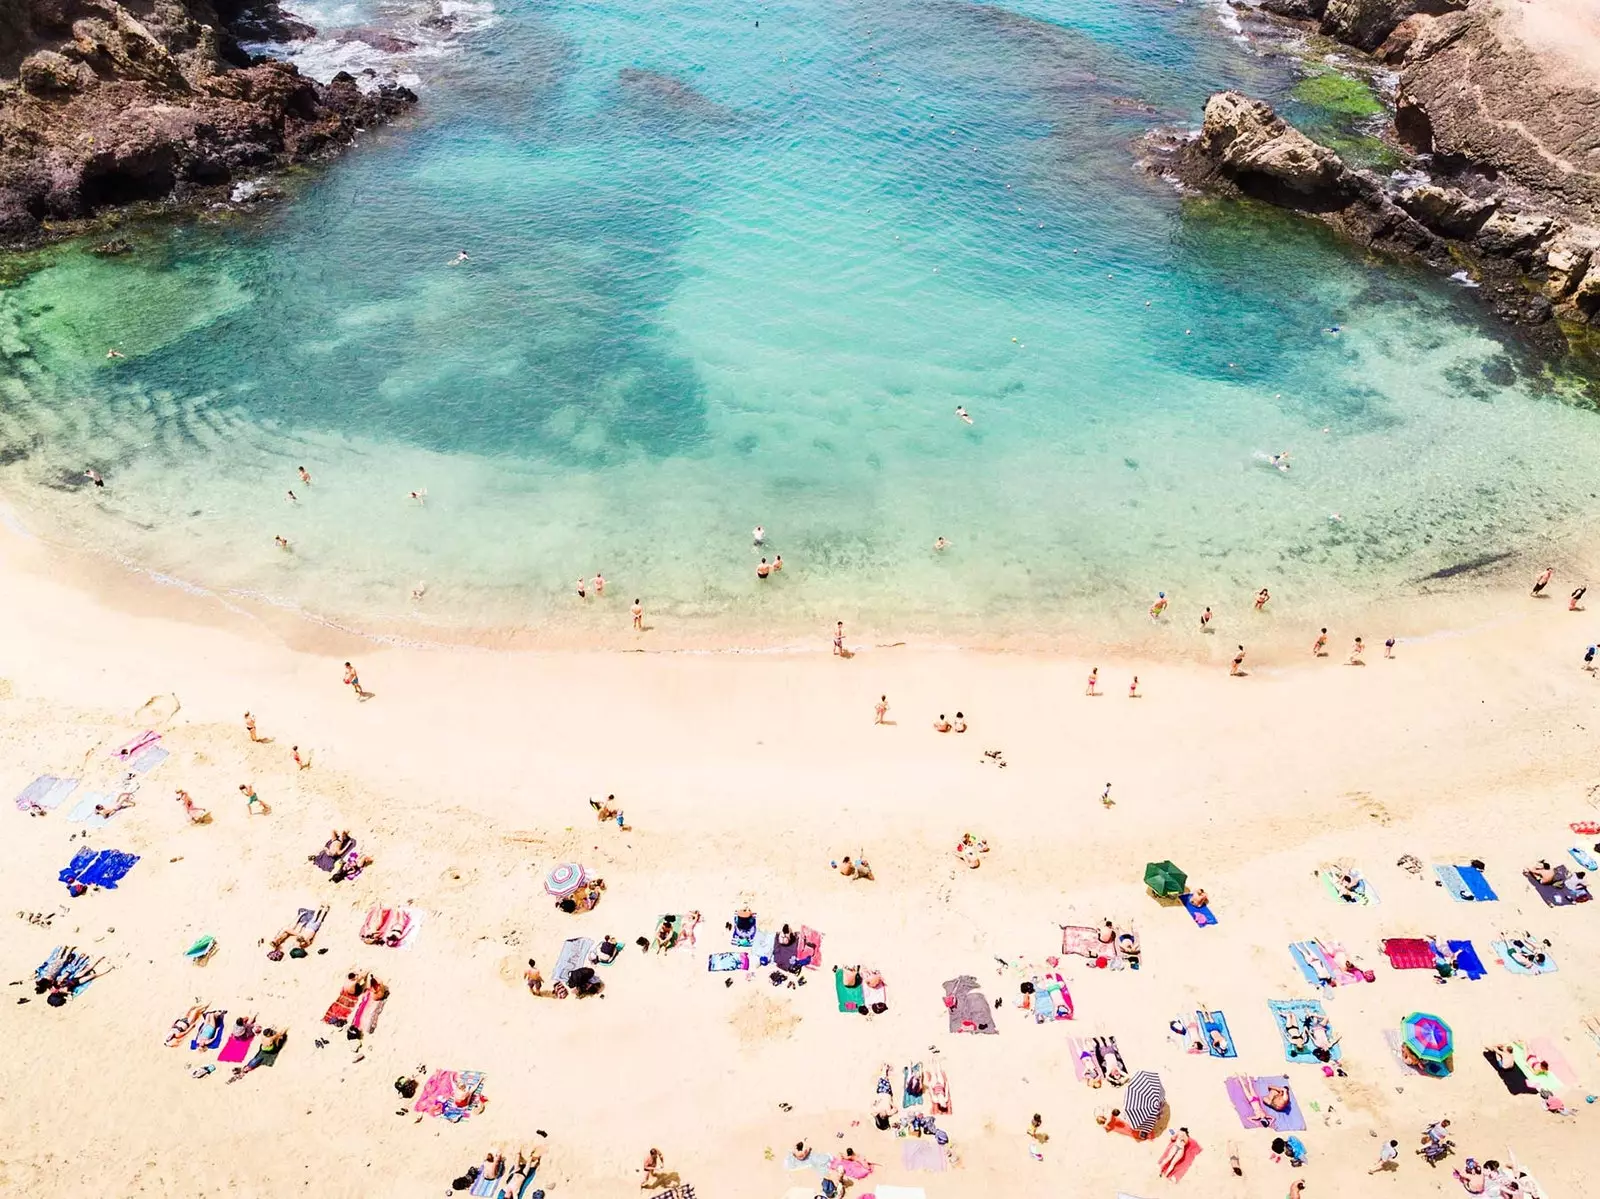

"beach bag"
[395,1076,418,1100]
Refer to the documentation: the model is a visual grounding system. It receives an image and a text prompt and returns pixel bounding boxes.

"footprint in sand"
[439,865,476,889]
[1347,791,1391,826]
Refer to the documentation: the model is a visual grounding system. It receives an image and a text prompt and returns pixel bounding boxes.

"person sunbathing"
[1094,1037,1127,1085]
[1488,1043,1518,1071]
[776,924,797,947]
[1263,1084,1291,1113]
[1281,1013,1310,1052]
[94,795,136,818]
[1306,1013,1338,1058]
[1334,871,1360,901]
[331,853,373,884]
[477,1152,505,1185]
[498,1149,540,1199]
[314,830,355,861]
[732,908,757,940]
[654,916,679,951]
[862,967,883,990]
[1158,1128,1191,1178]
[196,1008,226,1044]
[1526,860,1559,886]
[166,1003,207,1046]
[1305,952,1334,986]
[1208,1026,1230,1055]
[1507,938,1547,969]
[229,1027,286,1080]
[175,789,211,824]
[1117,931,1140,962]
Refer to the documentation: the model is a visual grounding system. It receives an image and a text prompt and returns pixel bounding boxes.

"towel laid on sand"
[1524,865,1590,907]
[835,967,864,1012]
[1225,1075,1306,1131]
[1382,938,1437,970]
[1060,924,1106,959]
[60,848,140,892]
[1267,999,1340,1063]
[1199,1009,1235,1058]
[1492,939,1558,975]
[1436,864,1498,902]
[1320,868,1377,904]
[707,951,747,972]
[554,937,593,985]
[1181,893,1218,927]
[15,775,78,813]
[1437,939,1487,980]
[218,1029,255,1064]
[942,974,997,1034]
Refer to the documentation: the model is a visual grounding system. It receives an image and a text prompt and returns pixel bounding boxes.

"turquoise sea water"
[2,0,1599,644]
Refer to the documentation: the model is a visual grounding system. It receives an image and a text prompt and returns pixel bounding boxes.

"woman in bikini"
[1158,1127,1191,1178]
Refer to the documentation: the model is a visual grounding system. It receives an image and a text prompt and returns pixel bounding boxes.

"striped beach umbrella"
[544,862,586,898]
[1123,1070,1166,1135]
[1401,1011,1453,1074]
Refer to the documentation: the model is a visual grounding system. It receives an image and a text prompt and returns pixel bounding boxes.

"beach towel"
[469,1168,504,1197]
[925,1060,950,1114]
[900,1141,948,1172]
[190,1011,227,1052]
[798,925,823,969]
[113,730,159,761]
[58,846,96,887]
[16,775,78,813]
[835,967,864,1013]
[1571,847,1600,871]
[1225,1075,1306,1131]
[1164,1137,1203,1183]
[750,928,776,965]
[80,849,139,890]
[707,951,747,972]
[554,937,593,985]
[1068,1037,1097,1081]
[1381,1028,1432,1077]
[218,1029,255,1064]
[65,793,112,826]
[1181,893,1218,927]
[783,1151,831,1175]
[1382,938,1437,970]
[731,911,757,947]
[1320,868,1377,905]
[1199,1009,1236,1058]
[942,975,997,1034]
[1267,999,1340,1063]
[1436,864,1498,902]
[1520,1038,1579,1094]
[1318,941,1372,985]
[440,1071,486,1122]
[1060,924,1105,959]
[1290,940,1364,988]
[1441,939,1487,980]
[1525,866,1590,906]
[413,1070,455,1116]
[323,988,358,1027]
[773,936,801,974]
[360,906,415,948]
[1483,1048,1537,1095]
[1493,939,1559,975]
[128,745,168,774]
[903,1061,925,1107]
[1024,974,1072,1022]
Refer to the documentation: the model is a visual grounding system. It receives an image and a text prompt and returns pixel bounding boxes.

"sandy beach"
[1,519,1598,1199]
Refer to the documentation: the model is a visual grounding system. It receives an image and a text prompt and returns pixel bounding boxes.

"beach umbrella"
[1143,861,1187,897]
[1123,1070,1166,1135]
[1402,1011,1453,1070]
[544,862,586,898]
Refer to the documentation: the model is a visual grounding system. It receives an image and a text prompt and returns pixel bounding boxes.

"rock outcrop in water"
[1147,0,1600,352]
[0,0,417,246]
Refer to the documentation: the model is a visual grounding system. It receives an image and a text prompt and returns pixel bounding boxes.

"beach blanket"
[1517,1039,1579,1094]
[440,1071,486,1122]
[1483,1048,1537,1095]
[128,745,168,774]
[360,906,416,948]
[731,912,757,947]
[1382,938,1437,970]
[469,1168,504,1197]
[113,731,159,762]
[323,988,358,1027]
[1165,1137,1203,1183]
[1572,847,1600,871]
[65,792,113,826]
[773,937,800,974]
[903,1061,925,1107]
[554,937,593,985]
[190,1011,227,1052]
[60,847,140,893]
[35,946,96,996]
[835,967,864,1013]
[750,928,776,965]
[1225,1075,1306,1131]
[413,1069,455,1116]
[1289,940,1365,987]
[1381,1028,1433,1077]
[1199,1009,1236,1058]
[1525,866,1590,906]
[925,1060,950,1114]
[707,951,747,972]
[798,925,823,969]
[900,1141,948,1172]
[783,1151,830,1175]
[1436,864,1498,902]
[1319,941,1372,985]
[1181,893,1218,927]
[1439,939,1487,980]
[1320,868,1377,905]
[1060,924,1106,960]
[1068,1037,1098,1081]
[15,775,78,813]
[217,1029,255,1064]
[1023,974,1072,1022]
[1267,999,1340,1063]
[942,975,997,1034]
[1492,939,1559,975]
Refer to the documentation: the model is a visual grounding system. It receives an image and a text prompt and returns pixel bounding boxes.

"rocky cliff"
[0,0,416,245]
[1148,0,1600,349]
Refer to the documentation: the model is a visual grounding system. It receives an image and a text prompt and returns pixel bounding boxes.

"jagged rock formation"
[0,0,416,245]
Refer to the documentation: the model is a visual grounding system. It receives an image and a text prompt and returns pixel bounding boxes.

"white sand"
[1,521,1597,1197]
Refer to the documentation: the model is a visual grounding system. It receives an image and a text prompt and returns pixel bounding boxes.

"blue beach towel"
[1199,1008,1236,1058]
[1288,943,1331,990]
[1267,998,1340,1063]
[1570,847,1599,871]
[1492,939,1558,975]
[1443,939,1486,980]
[1435,864,1497,901]
[78,850,140,890]
[191,1011,227,1051]
[58,846,97,888]
[1181,893,1218,927]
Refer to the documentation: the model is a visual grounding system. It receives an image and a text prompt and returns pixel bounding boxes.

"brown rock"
[17,48,93,93]
[1396,182,1497,237]
[1544,228,1599,299]
[1320,0,1466,54]
[1199,91,1347,198]
[1473,210,1555,258]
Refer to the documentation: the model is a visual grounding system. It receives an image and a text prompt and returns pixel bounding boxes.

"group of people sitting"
[555,878,605,913]
[1453,1156,1542,1196]
[456,1146,541,1197]
[833,855,874,880]
[1525,860,1589,899]
[956,833,989,869]
[652,912,699,952]
[932,712,969,733]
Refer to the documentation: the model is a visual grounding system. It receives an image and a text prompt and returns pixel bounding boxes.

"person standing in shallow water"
[1200,606,1212,632]
[833,621,844,656]
[631,599,643,630]
[1230,646,1245,676]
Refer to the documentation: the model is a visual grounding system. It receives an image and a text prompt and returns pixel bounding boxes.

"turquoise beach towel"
[1267,998,1340,1063]
[1199,1008,1235,1058]
[1436,864,1497,902]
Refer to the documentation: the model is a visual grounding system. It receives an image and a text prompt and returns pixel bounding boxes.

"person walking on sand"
[524,958,543,996]
[631,599,643,630]
[1101,782,1113,808]
[292,745,310,770]
[1384,637,1396,658]
[1532,566,1552,596]
[1128,675,1139,698]
[1255,587,1270,611]
[1312,628,1328,657]
[1571,585,1586,611]
[1584,645,1596,672]
[874,695,888,724]
[1150,591,1168,620]
[243,711,261,742]
[1200,606,1212,632]
[1230,645,1245,676]
[343,661,366,698]
[175,789,210,823]
[1369,1139,1399,1173]
[1349,636,1365,664]
[1086,667,1098,696]
[239,783,270,815]
[640,1148,666,1190]
[833,621,845,655]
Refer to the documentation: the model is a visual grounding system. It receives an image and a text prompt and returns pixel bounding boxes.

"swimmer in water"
[298,466,312,485]
[934,536,950,551]
[285,489,298,503]
[1270,451,1291,472]
[411,582,426,600]
[593,573,605,596]
[409,489,427,505]
[450,250,469,266]
[955,406,973,425]
[1149,591,1168,620]
[274,535,290,550]
[84,468,105,488]
[756,558,771,579]
[772,555,783,572]
[106,348,125,359]
[752,525,765,546]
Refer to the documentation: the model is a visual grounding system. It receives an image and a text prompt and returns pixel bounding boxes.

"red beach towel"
[1382,938,1437,970]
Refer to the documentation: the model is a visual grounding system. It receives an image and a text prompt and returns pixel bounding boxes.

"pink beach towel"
[1060,925,1102,958]
[217,1031,255,1063]
[1527,1038,1579,1090]
[1382,938,1437,970]
[1320,941,1372,985]
[799,926,823,969]
[413,1069,456,1116]
[114,731,159,761]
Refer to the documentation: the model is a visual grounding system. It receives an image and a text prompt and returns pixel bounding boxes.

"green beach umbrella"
[1144,861,1188,897]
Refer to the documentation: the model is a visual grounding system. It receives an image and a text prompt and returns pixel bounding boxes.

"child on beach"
[633,600,644,630]
[1312,629,1327,657]
[1150,592,1168,620]
[874,695,888,724]
[343,662,366,698]
[1086,668,1098,696]
[1349,637,1365,665]
[239,784,270,815]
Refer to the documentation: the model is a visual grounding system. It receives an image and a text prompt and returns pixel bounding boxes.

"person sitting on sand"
[776,924,797,947]
[477,1152,505,1186]
[838,855,857,878]
[1526,860,1560,886]
[640,1147,666,1190]
[956,833,987,868]
[655,916,679,952]
[228,1026,286,1080]
[933,714,952,732]
[862,967,883,991]
[175,789,210,824]
[596,935,621,964]
[952,712,968,733]
[1263,1083,1291,1113]
[1189,888,1209,909]
[1158,1127,1191,1177]
[841,964,861,988]
[1334,870,1360,902]
[589,795,625,826]
[1117,930,1140,965]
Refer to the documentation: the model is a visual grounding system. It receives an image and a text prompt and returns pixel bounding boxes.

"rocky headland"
[0,1,418,246]
[1144,0,1600,359]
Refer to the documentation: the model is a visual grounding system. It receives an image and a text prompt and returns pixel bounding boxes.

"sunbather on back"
[1282,1014,1309,1051]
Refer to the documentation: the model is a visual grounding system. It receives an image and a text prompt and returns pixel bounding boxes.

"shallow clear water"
[1,0,1597,643]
